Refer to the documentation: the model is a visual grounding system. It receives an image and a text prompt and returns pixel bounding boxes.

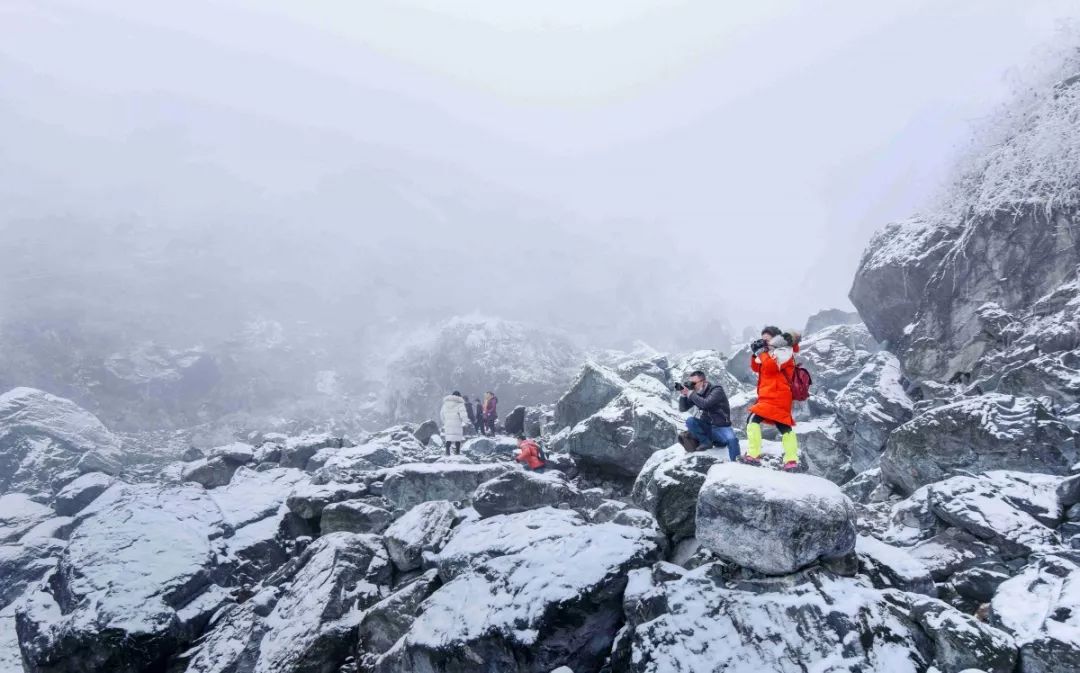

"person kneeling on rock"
[739,326,800,471]
[676,370,740,460]
[515,434,546,473]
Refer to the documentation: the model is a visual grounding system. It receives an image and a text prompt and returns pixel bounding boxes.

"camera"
[750,338,768,353]
[673,381,693,392]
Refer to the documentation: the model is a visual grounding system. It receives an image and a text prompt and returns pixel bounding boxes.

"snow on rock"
[552,362,628,431]
[321,500,393,535]
[0,387,123,495]
[52,472,114,516]
[618,564,980,673]
[696,463,856,575]
[0,493,54,543]
[380,462,512,511]
[0,537,64,610]
[632,445,725,542]
[15,483,225,673]
[908,528,1000,582]
[904,594,1017,673]
[207,442,255,464]
[856,534,936,596]
[880,394,1078,494]
[834,352,914,473]
[314,435,410,477]
[794,323,880,393]
[883,485,946,547]
[990,553,1080,673]
[928,475,1060,558]
[564,388,683,479]
[181,456,240,489]
[798,416,853,484]
[209,466,308,530]
[279,433,352,470]
[669,350,744,399]
[383,500,457,572]
[472,469,582,518]
[285,480,368,520]
[373,507,661,673]
[357,569,442,660]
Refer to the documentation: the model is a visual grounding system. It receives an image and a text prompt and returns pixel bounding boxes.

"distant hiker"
[739,326,801,471]
[482,391,498,436]
[515,434,546,472]
[465,395,477,433]
[676,370,740,460]
[473,397,485,434]
[440,391,470,455]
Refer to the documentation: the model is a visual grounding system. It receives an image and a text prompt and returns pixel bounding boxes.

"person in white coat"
[440,391,471,455]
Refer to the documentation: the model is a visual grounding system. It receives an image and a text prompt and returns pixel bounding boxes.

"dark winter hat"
[762,325,782,337]
[452,390,461,397]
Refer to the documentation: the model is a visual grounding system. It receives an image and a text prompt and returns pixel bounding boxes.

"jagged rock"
[15,483,225,673]
[909,528,1000,581]
[795,324,880,393]
[991,554,1080,673]
[949,564,1012,603]
[842,468,889,504]
[849,216,962,347]
[669,350,743,398]
[627,373,670,399]
[52,472,114,516]
[0,494,54,544]
[207,442,255,464]
[253,441,282,464]
[904,594,1017,673]
[18,516,75,542]
[413,420,440,446]
[461,436,517,459]
[616,358,669,384]
[280,433,352,470]
[565,389,682,479]
[928,475,1060,557]
[503,406,526,436]
[883,485,945,546]
[181,456,239,489]
[373,507,661,673]
[798,416,852,484]
[616,563,1005,673]
[632,445,724,542]
[524,406,545,438]
[314,437,407,478]
[208,466,308,530]
[1059,473,1080,510]
[181,447,205,461]
[856,534,935,596]
[383,500,457,572]
[321,500,393,535]
[472,469,582,518]
[553,362,628,430]
[286,481,368,520]
[357,569,441,659]
[0,537,64,610]
[805,308,862,336]
[0,387,123,495]
[834,352,914,473]
[880,394,1078,494]
[589,499,629,523]
[696,464,856,575]
[380,462,512,511]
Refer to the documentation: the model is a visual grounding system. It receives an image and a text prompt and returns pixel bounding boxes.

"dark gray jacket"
[678,383,732,427]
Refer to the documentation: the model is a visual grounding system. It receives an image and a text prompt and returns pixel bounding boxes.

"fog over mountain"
[2,1,1079,432]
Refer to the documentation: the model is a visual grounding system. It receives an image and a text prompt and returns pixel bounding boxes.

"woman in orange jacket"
[515,434,546,472]
[739,326,801,471]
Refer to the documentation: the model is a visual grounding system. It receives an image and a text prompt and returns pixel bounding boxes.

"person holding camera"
[739,326,800,471]
[676,370,740,460]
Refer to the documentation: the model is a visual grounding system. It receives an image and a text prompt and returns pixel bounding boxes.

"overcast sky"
[3,0,1080,346]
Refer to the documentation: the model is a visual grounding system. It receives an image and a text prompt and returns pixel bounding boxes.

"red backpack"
[783,359,813,401]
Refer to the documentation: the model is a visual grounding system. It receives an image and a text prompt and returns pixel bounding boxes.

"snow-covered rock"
[805,308,863,336]
[372,507,661,673]
[472,469,582,518]
[880,394,1078,493]
[856,534,935,596]
[321,500,393,535]
[798,416,852,484]
[908,528,1000,581]
[207,442,255,464]
[564,389,682,479]
[357,569,442,660]
[285,480,368,520]
[0,387,123,495]
[0,494,54,544]
[503,405,526,436]
[696,464,857,575]
[632,445,725,542]
[181,456,240,489]
[552,362,628,430]
[52,472,114,516]
[208,466,308,530]
[928,475,1060,558]
[795,324,880,394]
[380,462,512,511]
[15,483,225,673]
[280,433,352,470]
[834,352,914,473]
[382,500,457,572]
[0,537,64,610]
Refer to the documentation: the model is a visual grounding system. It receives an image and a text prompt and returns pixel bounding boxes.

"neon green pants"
[746,421,799,463]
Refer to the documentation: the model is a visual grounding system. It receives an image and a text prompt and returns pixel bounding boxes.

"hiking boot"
[782,460,800,472]
[677,431,701,452]
[737,455,761,466]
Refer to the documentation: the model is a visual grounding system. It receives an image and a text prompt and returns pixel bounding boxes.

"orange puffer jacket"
[749,346,797,427]
[515,440,545,470]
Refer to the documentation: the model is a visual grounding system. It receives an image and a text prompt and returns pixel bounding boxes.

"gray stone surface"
[472,469,582,518]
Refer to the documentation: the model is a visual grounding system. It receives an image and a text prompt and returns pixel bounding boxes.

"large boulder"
[280,433,352,470]
[990,554,1080,673]
[0,387,123,495]
[617,563,1014,673]
[181,456,240,489]
[0,537,64,610]
[357,569,442,660]
[380,462,512,511]
[0,494,55,544]
[372,507,661,673]
[798,416,852,484]
[503,405,526,436]
[472,469,582,518]
[804,308,862,336]
[908,528,1000,582]
[632,445,725,542]
[552,362,628,430]
[880,394,1078,494]
[52,472,114,516]
[286,481,367,520]
[15,483,225,673]
[564,389,682,479]
[383,500,457,572]
[795,324,880,394]
[833,352,914,473]
[855,534,935,596]
[321,500,393,535]
[696,464,857,575]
